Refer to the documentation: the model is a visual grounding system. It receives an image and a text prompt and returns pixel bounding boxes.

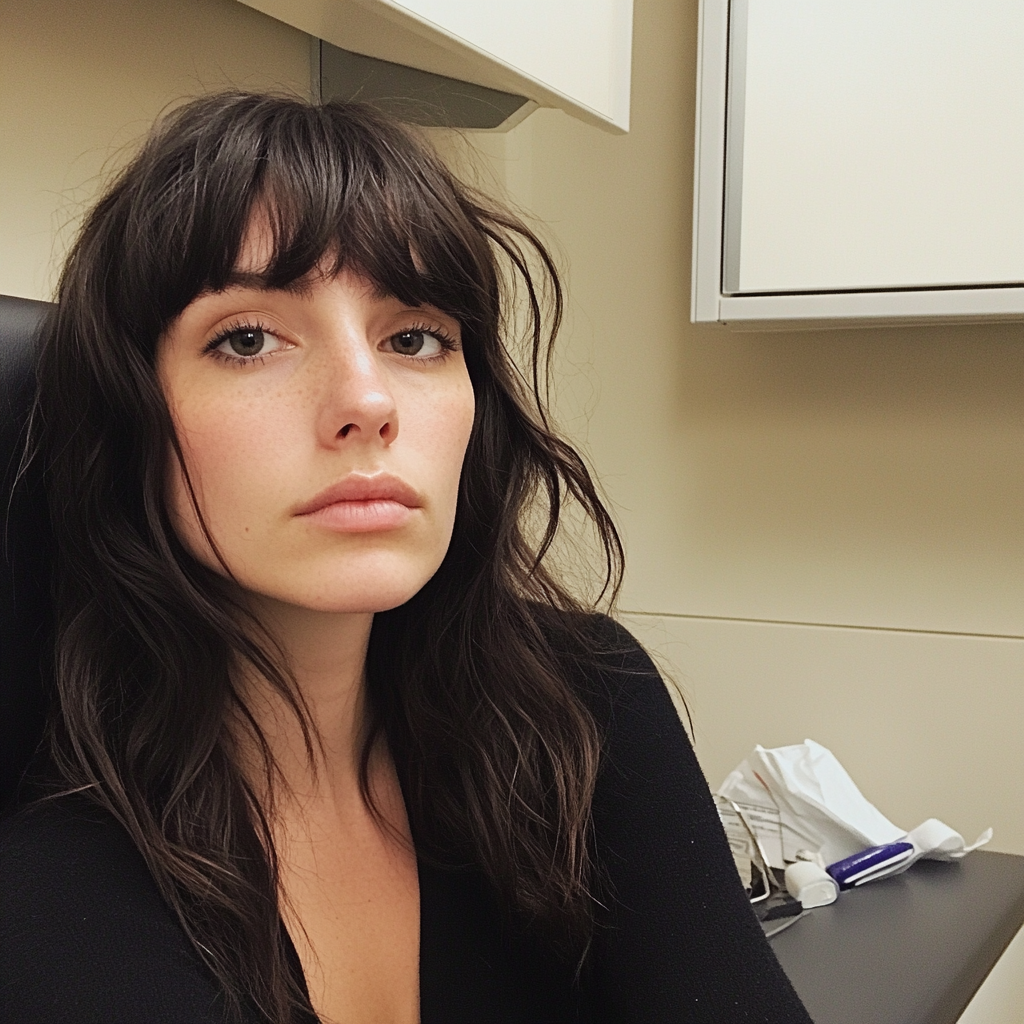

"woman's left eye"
[386,329,447,358]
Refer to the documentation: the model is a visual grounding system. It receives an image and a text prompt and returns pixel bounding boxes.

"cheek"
[165,393,295,562]
[398,376,474,548]
[430,378,476,495]
[164,444,215,568]
[453,379,477,457]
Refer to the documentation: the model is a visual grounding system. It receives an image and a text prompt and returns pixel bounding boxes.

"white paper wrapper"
[717,739,991,871]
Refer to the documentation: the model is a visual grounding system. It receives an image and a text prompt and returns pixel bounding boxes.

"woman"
[1,93,811,1023]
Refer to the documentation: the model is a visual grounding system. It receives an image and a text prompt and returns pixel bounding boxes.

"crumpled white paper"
[717,739,992,870]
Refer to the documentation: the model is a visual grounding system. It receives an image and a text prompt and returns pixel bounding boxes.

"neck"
[232,598,376,808]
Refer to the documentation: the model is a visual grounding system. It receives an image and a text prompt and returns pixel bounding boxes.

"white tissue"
[717,739,992,871]
[907,818,993,861]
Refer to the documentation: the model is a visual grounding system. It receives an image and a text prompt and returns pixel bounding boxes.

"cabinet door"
[389,0,632,129]
[238,0,632,130]
[724,0,1024,295]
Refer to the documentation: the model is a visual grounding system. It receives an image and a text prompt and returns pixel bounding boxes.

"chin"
[301,584,426,615]
[249,553,444,616]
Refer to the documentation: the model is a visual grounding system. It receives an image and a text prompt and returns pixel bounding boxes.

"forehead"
[227,206,396,299]
[234,209,277,275]
[211,216,331,301]
[194,192,466,330]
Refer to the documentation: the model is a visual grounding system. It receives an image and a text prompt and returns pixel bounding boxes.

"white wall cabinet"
[692,0,1024,328]
[236,0,633,132]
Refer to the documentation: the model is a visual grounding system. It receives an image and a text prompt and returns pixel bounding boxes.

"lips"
[294,472,422,533]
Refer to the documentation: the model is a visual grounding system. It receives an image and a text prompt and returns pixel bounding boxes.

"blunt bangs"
[105,93,495,351]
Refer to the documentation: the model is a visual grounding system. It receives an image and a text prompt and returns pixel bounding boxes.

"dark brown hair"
[31,92,623,1022]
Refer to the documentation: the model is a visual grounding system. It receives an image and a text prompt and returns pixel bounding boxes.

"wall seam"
[618,609,1024,642]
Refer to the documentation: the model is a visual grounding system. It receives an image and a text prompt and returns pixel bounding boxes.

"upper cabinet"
[235,0,634,132]
[692,0,1024,328]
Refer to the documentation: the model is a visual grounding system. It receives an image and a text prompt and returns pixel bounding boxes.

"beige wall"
[0,0,310,301]
[457,0,1024,859]
[471,6,1024,1011]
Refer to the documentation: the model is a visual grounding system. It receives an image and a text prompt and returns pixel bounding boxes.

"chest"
[279,833,583,1024]
[278,798,420,1024]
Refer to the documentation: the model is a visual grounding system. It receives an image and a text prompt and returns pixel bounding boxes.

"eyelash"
[202,320,460,366]
[203,319,278,366]
[399,321,460,360]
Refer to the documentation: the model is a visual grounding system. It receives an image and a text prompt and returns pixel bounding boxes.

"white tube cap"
[785,860,839,908]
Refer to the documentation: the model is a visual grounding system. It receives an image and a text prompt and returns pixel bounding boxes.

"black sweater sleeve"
[0,797,241,1024]
[580,617,813,1024]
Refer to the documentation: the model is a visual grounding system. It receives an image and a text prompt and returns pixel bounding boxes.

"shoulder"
[1,794,231,1023]
[537,608,708,806]
[537,609,683,738]
[548,620,814,1022]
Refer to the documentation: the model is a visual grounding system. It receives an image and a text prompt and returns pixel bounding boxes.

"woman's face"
[157,229,476,616]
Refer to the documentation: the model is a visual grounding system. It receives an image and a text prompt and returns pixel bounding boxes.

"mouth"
[294,472,423,533]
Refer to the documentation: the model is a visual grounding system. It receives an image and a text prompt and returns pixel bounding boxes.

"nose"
[315,330,398,448]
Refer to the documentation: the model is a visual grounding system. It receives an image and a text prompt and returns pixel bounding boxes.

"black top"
[1,620,812,1023]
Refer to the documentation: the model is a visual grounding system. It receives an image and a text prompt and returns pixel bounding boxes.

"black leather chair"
[1,294,55,812]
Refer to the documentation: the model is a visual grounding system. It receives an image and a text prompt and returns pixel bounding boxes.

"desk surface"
[770,851,1024,1024]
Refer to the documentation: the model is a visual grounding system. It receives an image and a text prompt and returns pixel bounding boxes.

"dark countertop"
[771,850,1024,1024]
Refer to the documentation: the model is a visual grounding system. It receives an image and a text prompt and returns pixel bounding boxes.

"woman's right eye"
[209,326,287,361]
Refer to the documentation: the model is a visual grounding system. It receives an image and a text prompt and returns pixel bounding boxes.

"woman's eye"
[213,327,285,360]
[387,329,445,358]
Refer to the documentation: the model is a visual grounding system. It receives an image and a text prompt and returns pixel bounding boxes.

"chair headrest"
[1,294,55,811]
[0,295,50,458]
